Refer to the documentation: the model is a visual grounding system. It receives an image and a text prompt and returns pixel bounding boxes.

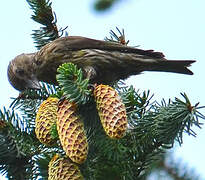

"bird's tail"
[146,60,195,75]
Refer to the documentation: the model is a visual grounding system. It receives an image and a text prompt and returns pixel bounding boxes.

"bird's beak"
[26,76,41,89]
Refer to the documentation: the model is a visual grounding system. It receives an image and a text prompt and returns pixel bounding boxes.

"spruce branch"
[0,109,37,179]
[2,2,204,178]
[0,128,31,179]
[9,83,58,132]
[0,108,40,155]
[32,153,54,180]
[105,27,130,45]
[151,93,204,146]
[10,82,57,104]
[119,84,153,119]
[146,153,202,180]
[159,159,201,180]
[94,0,120,11]
[56,63,91,105]
[26,0,67,49]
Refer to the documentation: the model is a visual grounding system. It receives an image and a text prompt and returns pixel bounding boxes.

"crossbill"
[7,36,195,91]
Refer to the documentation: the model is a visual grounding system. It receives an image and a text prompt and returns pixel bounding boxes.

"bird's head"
[7,53,41,91]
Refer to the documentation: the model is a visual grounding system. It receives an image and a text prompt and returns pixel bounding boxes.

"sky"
[0,0,205,179]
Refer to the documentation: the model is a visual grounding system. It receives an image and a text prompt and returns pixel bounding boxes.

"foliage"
[56,63,91,105]
[1,0,204,179]
[105,27,130,45]
[94,0,120,11]
[1,76,204,179]
[145,153,201,180]
[26,0,67,49]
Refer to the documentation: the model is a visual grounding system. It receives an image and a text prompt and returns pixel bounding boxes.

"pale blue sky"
[1,0,205,179]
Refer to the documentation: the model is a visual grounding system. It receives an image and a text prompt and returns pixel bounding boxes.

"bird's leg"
[83,66,98,93]
[83,66,97,81]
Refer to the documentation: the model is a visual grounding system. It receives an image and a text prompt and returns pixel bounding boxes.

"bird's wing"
[48,36,165,59]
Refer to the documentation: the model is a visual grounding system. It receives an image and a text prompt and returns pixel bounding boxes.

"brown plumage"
[7,36,195,91]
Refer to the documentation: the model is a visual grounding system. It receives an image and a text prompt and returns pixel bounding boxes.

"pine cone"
[94,84,128,139]
[35,97,59,146]
[48,154,84,180]
[57,99,88,164]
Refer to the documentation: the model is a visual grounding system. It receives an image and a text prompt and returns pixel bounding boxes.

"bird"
[7,36,195,91]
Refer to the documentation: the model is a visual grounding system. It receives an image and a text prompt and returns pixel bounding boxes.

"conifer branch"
[1,3,204,179]
[0,110,35,179]
[56,63,91,105]
[26,0,67,49]
[147,153,202,180]
[94,0,120,11]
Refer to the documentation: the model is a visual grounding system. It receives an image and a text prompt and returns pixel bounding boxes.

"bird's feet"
[83,66,97,81]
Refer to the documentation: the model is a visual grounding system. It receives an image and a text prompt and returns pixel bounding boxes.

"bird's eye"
[16,68,25,76]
